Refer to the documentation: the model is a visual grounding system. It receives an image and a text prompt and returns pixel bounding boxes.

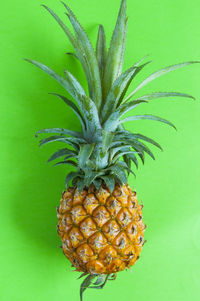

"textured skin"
[57,184,145,275]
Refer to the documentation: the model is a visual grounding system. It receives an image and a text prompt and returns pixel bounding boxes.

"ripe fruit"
[25,0,198,299]
[57,184,145,275]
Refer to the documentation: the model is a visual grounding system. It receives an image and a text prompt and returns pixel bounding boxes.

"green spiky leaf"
[24,59,86,100]
[116,161,136,177]
[78,144,95,168]
[115,131,163,151]
[66,52,79,60]
[89,274,109,289]
[41,5,95,98]
[77,178,85,192]
[49,93,86,131]
[112,150,134,163]
[102,130,114,153]
[84,171,99,187]
[129,143,145,164]
[48,148,77,163]
[53,160,77,167]
[65,171,79,187]
[62,2,102,110]
[133,140,155,160]
[126,152,138,169]
[117,99,148,116]
[103,100,147,131]
[117,60,152,106]
[39,135,84,149]
[101,175,115,192]
[124,61,200,102]
[139,91,195,101]
[93,275,107,286]
[108,165,127,184]
[102,0,127,100]
[36,128,83,138]
[80,95,102,141]
[108,273,117,280]
[80,274,96,301]
[101,66,138,121]
[123,154,131,175]
[96,25,107,80]
[102,61,151,120]
[120,114,176,129]
[110,144,133,156]
[93,178,102,191]
[78,273,88,279]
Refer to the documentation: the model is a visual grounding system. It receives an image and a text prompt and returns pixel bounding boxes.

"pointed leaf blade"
[132,133,163,150]
[84,171,98,187]
[116,161,136,177]
[36,127,83,138]
[39,135,82,150]
[115,131,163,150]
[80,275,96,301]
[48,148,77,163]
[133,141,155,160]
[93,178,102,191]
[62,2,102,109]
[120,114,177,130]
[54,160,77,167]
[139,91,195,101]
[93,275,107,286]
[101,175,115,192]
[49,93,86,130]
[124,61,200,102]
[41,5,92,90]
[108,165,127,184]
[113,150,134,162]
[102,130,114,153]
[78,144,95,168]
[25,59,87,110]
[118,99,148,116]
[103,100,147,131]
[123,154,131,175]
[101,66,138,121]
[102,0,127,99]
[77,179,85,192]
[96,25,107,80]
[126,152,138,169]
[65,171,79,187]
[118,60,152,106]
[80,95,102,141]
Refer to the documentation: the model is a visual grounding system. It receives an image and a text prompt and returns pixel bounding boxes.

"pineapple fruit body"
[57,184,145,274]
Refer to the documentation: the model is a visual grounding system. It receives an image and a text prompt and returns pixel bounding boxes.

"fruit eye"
[131,225,136,233]
[118,237,126,249]
[138,236,143,244]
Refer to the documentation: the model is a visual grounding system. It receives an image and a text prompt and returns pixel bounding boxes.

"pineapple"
[25,0,198,299]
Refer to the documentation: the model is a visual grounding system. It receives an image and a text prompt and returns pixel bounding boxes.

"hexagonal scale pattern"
[57,184,145,275]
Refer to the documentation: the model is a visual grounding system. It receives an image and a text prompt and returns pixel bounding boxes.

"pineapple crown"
[25,0,198,193]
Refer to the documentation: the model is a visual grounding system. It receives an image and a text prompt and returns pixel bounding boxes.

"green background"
[1,0,200,300]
